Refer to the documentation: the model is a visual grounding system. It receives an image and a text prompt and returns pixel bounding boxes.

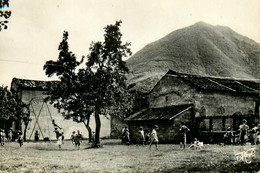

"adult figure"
[179,122,190,149]
[239,119,249,145]
[149,125,159,150]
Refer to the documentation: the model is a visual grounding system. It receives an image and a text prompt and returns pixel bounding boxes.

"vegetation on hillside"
[126,22,260,93]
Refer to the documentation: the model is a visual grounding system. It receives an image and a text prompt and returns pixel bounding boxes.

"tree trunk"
[83,116,92,143]
[23,121,29,141]
[94,108,101,147]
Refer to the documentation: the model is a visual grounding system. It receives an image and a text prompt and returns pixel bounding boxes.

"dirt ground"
[0,139,259,173]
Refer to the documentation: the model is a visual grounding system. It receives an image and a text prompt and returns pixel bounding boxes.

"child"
[122,127,130,145]
[71,131,76,145]
[179,122,190,149]
[248,124,258,145]
[145,132,151,145]
[239,119,249,145]
[57,134,63,149]
[149,125,159,150]
[17,131,23,147]
[7,129,13,142]
[223,127,234,145]
[188,138,204,149]
[34,130,39,142]
[121,126,128,144]
[0,129,5,146]
[138,126,145,146]
[74,130,83,150]
[91,131,95,143]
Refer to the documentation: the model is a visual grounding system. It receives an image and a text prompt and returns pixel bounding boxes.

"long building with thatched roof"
[126,70,259,143]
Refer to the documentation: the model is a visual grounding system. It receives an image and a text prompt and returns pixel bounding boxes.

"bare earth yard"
[0,140,259,173]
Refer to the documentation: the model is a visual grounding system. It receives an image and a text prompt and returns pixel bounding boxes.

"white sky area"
[0,0,259,87]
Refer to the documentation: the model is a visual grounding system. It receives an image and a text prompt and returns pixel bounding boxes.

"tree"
[0,0,12,31]
[0,85,29,138]
[86,20,133,146]
[43,21,133,146]
[43,31,94,142]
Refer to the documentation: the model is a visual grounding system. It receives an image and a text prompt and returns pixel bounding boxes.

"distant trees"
[0,85,30,140]
[0,0,11,31]
[44,21,133,147]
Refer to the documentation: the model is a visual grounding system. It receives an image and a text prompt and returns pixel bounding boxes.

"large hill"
[126,22,260,93]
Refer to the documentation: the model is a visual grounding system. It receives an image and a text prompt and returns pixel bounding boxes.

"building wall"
[110,116,127,139]
[194,91,256,117]
[20,89,111,140]
[149,76,195,108]
[149,75,257,119]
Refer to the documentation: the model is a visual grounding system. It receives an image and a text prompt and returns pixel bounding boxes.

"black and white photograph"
[0,0,259,172]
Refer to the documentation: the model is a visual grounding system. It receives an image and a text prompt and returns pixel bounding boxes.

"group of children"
[121,125,160,150]
[223,119,260,145]
[70,130,83,150]
[54,125,84,150]
[121,122,205,150]
[0,128,23,147]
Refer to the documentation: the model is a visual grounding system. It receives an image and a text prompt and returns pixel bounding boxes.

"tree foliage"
[43,21,134,146]
[0,0,11,31]
[0,85,29,122]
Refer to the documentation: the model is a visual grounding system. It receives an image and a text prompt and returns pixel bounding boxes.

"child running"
[149,125,159,150]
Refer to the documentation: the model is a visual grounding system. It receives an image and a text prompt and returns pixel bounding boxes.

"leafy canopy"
[0,86,28,121]
[43,21,133,123]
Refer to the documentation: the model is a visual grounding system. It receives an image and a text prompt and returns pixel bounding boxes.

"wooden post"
[209,117,213,131]
[222,117,226,131]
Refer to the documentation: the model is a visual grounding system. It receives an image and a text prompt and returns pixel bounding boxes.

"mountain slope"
[126,22,260,93]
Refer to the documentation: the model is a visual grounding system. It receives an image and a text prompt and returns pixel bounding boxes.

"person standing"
[17,130,23,147]
[0,129,5,146]
[223,127,234,145]
[179,122,190,149]
[71,131,76,145]
[249,124,258,145]
[239,119,249,145]
[34,130,39,142]
[149,125,159,150]
[7,128,13,142]
[122,126,130,144]
[57,134,63,149]
[138,126,145,146]
[74,130,83,150]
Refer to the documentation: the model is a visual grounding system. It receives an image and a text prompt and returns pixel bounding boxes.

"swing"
[27,97,56,141]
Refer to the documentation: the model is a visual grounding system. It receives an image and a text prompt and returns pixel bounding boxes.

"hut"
[125,104,194,143]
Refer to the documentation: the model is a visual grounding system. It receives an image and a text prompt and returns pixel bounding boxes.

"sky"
[0,0,259,88]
